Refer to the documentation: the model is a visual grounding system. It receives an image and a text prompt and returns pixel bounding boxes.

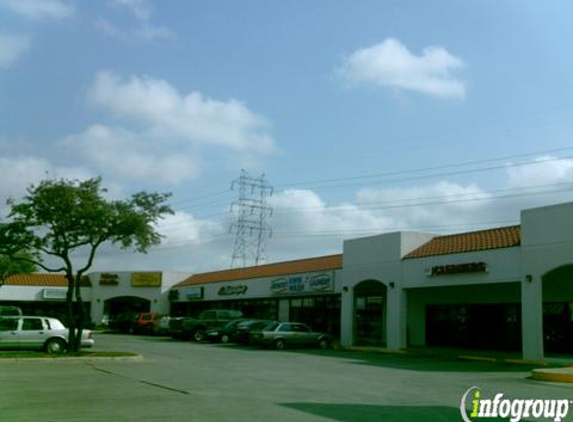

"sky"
[1,0,573,274]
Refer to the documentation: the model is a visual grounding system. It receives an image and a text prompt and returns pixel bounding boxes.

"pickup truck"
[169,309,244,341]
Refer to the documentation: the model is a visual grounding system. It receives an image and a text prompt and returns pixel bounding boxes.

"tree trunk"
[72,272,87,353]
[65,272,77,354]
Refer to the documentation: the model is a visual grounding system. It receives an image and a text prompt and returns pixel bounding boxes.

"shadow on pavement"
[281,403,535,422]
[285,349,540,373]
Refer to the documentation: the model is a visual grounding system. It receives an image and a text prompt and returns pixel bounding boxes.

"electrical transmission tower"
[230,170,273,268]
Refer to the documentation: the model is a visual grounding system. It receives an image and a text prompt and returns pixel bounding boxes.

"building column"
[278,299,289,322]
[521,275,544,360]
[340,288,354,347]
[386,286,407,350]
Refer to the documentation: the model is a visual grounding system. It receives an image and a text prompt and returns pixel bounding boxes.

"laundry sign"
[270,272,334,295]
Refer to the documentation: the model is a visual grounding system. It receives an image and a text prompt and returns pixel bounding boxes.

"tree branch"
[77,238,105,274]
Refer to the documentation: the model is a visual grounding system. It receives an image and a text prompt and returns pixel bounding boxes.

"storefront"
[2,201,573,360]
[0,271,190,327]
[170,256,343,337]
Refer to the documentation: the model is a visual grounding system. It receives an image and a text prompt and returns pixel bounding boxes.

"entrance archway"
[354,280,387,345]
[542,265,573,353]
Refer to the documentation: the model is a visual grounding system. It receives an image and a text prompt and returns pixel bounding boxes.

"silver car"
[0,316,95,354]
[249,322,331,350]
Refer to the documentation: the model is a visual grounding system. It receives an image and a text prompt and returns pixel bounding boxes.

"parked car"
[232,320,276,344]
[169,309,244,341]
[109,311,138,333]
[154,315,172,335]
[132,312,165,334]
[0,316,94,354]
[206,319,245,343]
[249,322,331,350]
[0,306,23,317]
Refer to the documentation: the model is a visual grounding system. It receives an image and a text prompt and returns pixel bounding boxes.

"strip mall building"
[2,201,573,360]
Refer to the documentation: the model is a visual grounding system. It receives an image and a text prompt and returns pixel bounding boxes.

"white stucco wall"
[520,202,573,359]
[87,271,191,324]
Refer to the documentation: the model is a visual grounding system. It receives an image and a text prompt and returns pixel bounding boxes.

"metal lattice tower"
[230,170,273,268]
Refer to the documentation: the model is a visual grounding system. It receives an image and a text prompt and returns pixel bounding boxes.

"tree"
[0,177,172,353]
[0,251,36,283]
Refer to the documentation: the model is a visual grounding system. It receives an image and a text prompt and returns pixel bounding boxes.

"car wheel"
[274,339,285,350]
[318,338,329,349]
[193,330,205,342]
[45,338,67,355]
[221,334,230,343]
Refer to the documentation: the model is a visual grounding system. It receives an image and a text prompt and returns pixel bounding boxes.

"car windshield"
[225,320,241,329]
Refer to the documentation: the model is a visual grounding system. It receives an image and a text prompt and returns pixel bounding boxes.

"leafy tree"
[0,177,172,353]
[0,251,36,282]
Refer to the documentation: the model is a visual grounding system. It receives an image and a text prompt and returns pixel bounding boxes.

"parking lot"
[1,334,572,421]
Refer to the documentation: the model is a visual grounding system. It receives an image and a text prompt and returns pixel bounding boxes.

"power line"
[167,147,573,216]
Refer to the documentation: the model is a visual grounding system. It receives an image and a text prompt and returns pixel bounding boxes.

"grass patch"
[0,350,138,359]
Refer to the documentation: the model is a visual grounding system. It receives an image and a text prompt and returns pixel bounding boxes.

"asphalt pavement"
[1,334,572,422]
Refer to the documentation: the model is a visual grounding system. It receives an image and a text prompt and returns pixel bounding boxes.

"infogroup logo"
[460,386,571,422]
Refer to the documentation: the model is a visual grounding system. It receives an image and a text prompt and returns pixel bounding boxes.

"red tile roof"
[175,254,343,287]
[3,273,92,287]
[404,225,521,259]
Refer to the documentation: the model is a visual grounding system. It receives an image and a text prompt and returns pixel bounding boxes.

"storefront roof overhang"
[175,254,343,287]
[2,274,92,287]
[404,225,521,259]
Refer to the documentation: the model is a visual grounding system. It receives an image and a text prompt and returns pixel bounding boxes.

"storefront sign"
[99,273,120,286]
[131,272,162,287]
[43,288,67,300]
[185,287,203,300]
[428,262,488,277]
[271,272,334,295]
[218,285,248,296]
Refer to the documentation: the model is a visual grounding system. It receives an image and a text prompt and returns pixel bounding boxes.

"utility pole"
[230,170,273,268]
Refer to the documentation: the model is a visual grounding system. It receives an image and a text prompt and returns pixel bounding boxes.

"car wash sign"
[271,272,334,295]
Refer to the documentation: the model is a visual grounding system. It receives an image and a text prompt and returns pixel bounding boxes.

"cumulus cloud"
[0,34,30,68]
[339,38,466,99]
[96,0,174,43]
[87,71,275,153]
[506,156,573,189]
[61,125,200,184]
[95,17,174,43]
[0,155,94,216]
[61,71,276,185]
[0,0,74,21]
[155,211,224,248]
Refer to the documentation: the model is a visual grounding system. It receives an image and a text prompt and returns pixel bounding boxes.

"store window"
[289,295,340,336]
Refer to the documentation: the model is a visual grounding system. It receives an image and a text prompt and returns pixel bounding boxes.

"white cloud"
[155,211,223,248]
[506,156,573,189]
[0,155,94,216]
[96,0,174,43]
[111,0,151,21]
[0,34,30,68]
[339,38,466,99]
[95,17,174,43]
[87,71,275,153]
[0,0,74,21]
[61,125,200,184]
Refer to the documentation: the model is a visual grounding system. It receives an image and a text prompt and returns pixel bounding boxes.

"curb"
[531,368,573,384]
[0,354,143,363]
[458,355,497,363]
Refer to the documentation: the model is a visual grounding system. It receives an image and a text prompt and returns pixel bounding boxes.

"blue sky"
[1,0,573,273]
